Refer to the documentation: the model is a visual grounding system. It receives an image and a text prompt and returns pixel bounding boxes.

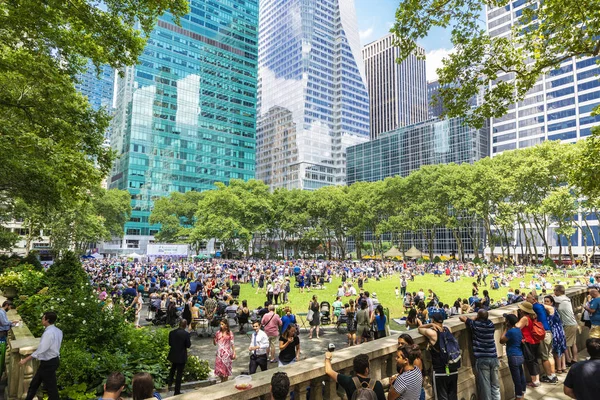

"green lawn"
[235,272,580,330]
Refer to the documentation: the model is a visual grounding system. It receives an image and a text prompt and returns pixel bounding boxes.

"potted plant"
[0,270,23,299]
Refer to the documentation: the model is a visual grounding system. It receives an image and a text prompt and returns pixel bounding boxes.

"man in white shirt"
[348,284,357,296]
[21,311,63,400]
[248,321,270,374]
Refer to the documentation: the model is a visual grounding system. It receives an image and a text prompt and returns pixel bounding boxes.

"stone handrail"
[168,286,590,400]
[1,294,40,400]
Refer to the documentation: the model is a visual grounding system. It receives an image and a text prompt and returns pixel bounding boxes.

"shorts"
[564,325,578,346]
[268,335,278,347]
[590,325,600,339]
[539,331,553,360]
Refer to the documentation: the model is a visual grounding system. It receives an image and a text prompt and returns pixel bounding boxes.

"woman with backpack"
[515,301,543,387]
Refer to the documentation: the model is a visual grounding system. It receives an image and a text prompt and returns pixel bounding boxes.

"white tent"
[126,252,143,259]
[90,253,103,259]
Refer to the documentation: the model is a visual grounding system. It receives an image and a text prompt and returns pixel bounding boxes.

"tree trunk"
[567,236,574,266]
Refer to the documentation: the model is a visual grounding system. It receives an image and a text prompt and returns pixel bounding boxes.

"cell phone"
[328,343,335,352]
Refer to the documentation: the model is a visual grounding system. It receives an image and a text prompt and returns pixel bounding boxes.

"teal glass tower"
[108,1,259,253]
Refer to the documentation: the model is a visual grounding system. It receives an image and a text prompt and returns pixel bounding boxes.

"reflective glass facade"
[256,0,370,190]
[347,118,490,184]
[363,35,427,139]
[75,62,115,139]
[108,0,259,253]
[487,2,600,155]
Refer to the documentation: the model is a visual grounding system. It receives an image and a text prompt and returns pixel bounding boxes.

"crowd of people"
[42,258,599,399]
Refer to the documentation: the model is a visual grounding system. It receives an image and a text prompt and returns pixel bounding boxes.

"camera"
[328,343,335,352]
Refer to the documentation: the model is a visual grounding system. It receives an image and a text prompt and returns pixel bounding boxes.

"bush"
[433,256,442,263]
[473,257,484,265]
[184,356,211,382]
[0,264,45,297]
[542,257,556,267]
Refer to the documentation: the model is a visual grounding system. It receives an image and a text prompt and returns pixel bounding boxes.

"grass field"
[234,273,558,330]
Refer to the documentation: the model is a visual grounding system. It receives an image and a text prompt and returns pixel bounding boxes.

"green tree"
[542,188,579,265]
[391,0,600,127]
[0,0,188,241]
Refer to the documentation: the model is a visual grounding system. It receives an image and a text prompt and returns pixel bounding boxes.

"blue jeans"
[475,358,501,400]
[508,355,526,398]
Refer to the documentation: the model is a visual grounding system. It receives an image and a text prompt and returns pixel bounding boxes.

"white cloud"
[359,27,374,43]
[426,48,454,82]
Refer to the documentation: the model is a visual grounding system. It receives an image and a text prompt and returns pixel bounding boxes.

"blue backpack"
[436,327,462,367]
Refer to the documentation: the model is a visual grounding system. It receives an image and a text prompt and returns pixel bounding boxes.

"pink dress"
[214,331,235,378]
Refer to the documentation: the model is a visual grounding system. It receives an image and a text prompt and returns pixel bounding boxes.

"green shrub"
[473,257,483,265]
[433,256,442,263]
[542,257,556,267]
[184,355,211,382]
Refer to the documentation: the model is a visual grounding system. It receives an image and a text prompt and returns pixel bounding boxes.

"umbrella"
[384,246,402,258]
[404,246,423,259]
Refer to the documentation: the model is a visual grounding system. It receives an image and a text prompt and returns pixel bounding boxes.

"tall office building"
[256,0,370,190]
[363,34,427,139]
[106,1,259,254]
[487,2,600,260]
[75,62,115,140]
[487,2,600,155]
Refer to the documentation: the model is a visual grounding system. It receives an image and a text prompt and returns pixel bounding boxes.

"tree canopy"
[151,141,597,264]
[0,0,188,232]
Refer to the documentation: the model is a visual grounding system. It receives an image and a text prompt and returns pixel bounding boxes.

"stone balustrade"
[168,286,590,400]
[1,295,40,400]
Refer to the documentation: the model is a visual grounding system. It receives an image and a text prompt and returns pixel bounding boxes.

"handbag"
[307,309,314,322]
[521,341,535,362]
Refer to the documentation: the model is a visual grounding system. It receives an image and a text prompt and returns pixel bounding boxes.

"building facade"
[106,0,259,255]
[255,0,370,190]
[347,118,489,184]
[487,2,600,155]
[363,34,427,139]
[75,63,115,141]
[486,2,600,261]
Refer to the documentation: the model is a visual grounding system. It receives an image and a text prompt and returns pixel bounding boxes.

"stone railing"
[0,295,40,400]
[168,286,590,400]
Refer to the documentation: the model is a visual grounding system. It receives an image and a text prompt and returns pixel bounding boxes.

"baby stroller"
[151,308,167,326]
[320,302,331,325]
[336,310,348,333]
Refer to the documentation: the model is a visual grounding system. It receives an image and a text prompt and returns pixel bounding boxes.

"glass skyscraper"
[363,34,427,139]
[256,0,370,190]
[107,0,259,254]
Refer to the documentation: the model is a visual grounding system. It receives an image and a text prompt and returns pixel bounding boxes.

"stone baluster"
[322,379,337,400]
[294,381,310,400]
[369,357,384,381]
[308,377,324,400]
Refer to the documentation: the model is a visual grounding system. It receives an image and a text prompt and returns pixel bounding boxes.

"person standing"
[460,310,500,400]
[500,314,526,400]
[213,319,236,382]
[21,311,63,400]
[388,345,423,400]
[278,325,300,367]
[527,292,557,383]
[248,321,269,374]
[167,320,191,395]
[0,300,15,341]
[583,286,600,339]
[553,285,578,366]
[324,352,386,400]
[261,305,282,363]
[563,338,600,400]
[515,301,542,387]
[308,296,321,339]
[418,313,460,400]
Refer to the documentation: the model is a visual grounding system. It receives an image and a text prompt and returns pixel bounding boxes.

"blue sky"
[355,0,454,81]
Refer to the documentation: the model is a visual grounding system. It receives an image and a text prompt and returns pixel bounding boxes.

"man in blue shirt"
[528,292,558,384]
[460,310,500,400]
[0,300,15,340]
[584,287,600,339]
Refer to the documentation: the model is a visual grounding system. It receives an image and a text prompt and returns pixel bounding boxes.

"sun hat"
[518,301,536,315]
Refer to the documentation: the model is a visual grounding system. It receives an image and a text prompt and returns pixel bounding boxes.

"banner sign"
[146,244,189,256]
